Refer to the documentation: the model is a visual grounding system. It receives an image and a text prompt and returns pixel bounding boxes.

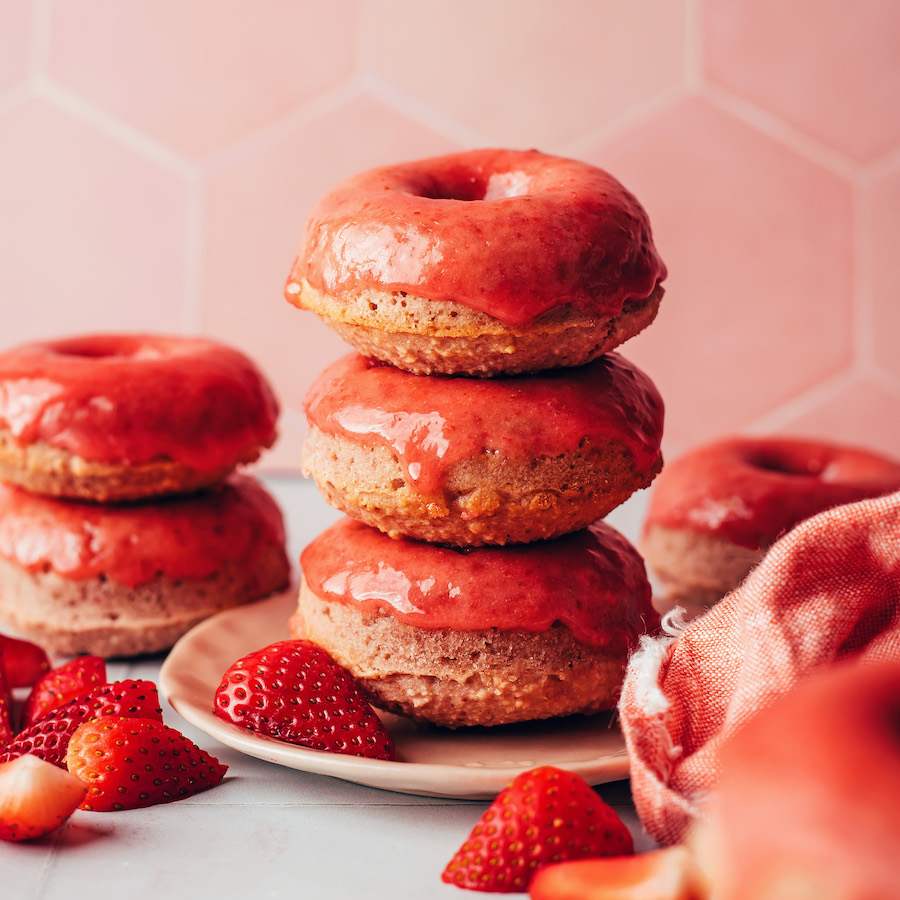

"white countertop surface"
[4,476,656,900]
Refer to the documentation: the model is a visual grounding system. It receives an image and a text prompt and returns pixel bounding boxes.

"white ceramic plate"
[159,590,630,800]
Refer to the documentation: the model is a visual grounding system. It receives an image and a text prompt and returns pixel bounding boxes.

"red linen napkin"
[618,489,900,846]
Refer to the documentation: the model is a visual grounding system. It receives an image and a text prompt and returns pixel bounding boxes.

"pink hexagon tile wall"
[869,163,900,383]
[703,0,900,163]
[0,1,31,95]
[772,377,900,461]
[47,0,357,158]
[590,96,855,452]
[0,1,898,474]
[0,98,188,340]
[200,94,456,420]
[362,0,688,150]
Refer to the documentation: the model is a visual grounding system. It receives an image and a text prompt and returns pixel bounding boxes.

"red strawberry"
[23,655,107,727]
[0,754,87,841]
[529,847,703,900]
[66,716,227,811]
[0,663,13,748]
[442,766,634,893]
[1,679,163,768]
[0,634,50,689]
[213,639,395,761]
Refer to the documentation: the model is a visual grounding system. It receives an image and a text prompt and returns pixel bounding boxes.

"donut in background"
[0,476,290,657]
[0,333,279,503]
[641,436,900,616]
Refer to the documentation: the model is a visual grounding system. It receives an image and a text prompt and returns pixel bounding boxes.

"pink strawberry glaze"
[0,333,279,472]
[304,352,664,496]
[300,517,656,653]
[643,436,900,550]
[0,475,287,589]
[286,148,665,327]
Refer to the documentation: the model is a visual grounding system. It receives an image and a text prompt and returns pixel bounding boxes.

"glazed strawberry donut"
[303,351,664,546]
[0,475,290,657]
[0,333,279,502]
[641,436,900,615]
[285,148,666,376]
[292,517,657,728]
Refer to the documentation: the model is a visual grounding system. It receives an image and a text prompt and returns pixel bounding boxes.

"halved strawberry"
[213,639,395,761]
[0,634,50,689]
[1,679,163,768]
[22,655,106,727]
[442,766,634,893]
[66,716,227,811]
[529,847,704,900]
[0,663,13,748]
[0,754,87,841]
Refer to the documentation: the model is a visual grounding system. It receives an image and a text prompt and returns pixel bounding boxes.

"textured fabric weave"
[618,489,900,846]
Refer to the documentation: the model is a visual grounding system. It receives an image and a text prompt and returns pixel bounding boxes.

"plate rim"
[159,590,631,800]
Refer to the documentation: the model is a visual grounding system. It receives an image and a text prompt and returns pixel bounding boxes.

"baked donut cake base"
[642,524,765,615]
[293,578,626,728]
[0,551,290,658]
[0,429,268,503]
[294,278,663,376]
[304,429,662,546]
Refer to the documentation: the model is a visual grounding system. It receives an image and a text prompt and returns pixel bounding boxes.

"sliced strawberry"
[213,639,395,761]
[0,754,87,841]
[0,663,13,748]
[442,766,634,893]
[22,655,106,727]
[529,847,703,900]
[66,716,227,811]
[1,679,163,768]
[0,634,51,689]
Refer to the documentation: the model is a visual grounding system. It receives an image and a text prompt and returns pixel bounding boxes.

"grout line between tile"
[742,367,859,435]
[684,0,704,92]
[28,0,52,82]
[359,69,484,149]
[562,83,692,157]
[700,83,860,180]
[30,78,194,178]
[200,79,362,176]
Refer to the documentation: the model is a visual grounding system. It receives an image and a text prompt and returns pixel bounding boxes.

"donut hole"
[49,336,151,360]
[421,170,532,202]
[750,450,823,478]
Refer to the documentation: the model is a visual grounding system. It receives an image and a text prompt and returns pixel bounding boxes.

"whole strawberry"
[213,639,395,761]
[0,633,50,689]
[1,679,163,768]
[22,655,107,727]
[66,716,227,811]
[442,766,634,893]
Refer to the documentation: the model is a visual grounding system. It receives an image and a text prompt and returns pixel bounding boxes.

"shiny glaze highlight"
[301,517,655,652]
[287,148,666,327]
[0,334,279,471]
[0,475,287,588]
[304,351,664,495]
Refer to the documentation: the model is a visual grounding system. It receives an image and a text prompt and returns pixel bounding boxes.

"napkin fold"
[618,489,900,846]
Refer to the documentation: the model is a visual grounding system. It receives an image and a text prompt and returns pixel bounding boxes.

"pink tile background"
[2,1,898,470]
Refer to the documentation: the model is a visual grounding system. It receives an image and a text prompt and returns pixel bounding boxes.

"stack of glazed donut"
[286,148,667,728]
[0,333,291,658]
